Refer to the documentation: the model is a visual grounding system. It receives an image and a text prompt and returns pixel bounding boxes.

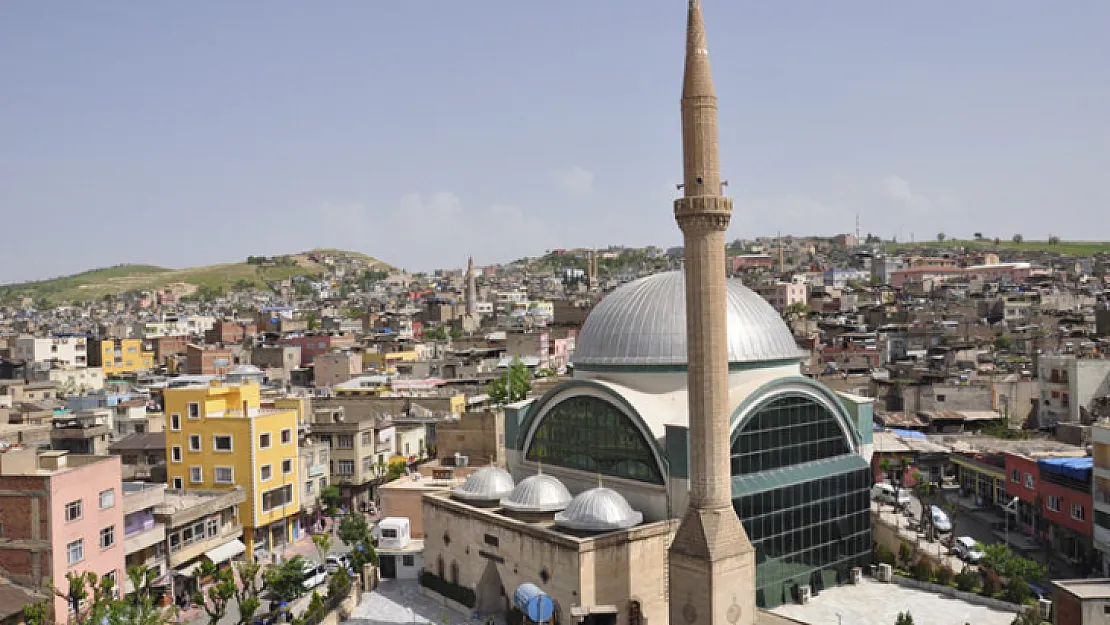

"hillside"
[885,238,1110,256]
[0,249,391,305]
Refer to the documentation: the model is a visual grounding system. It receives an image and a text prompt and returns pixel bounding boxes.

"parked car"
[326,554,351,574]
[954,536,983,562]
[872,483,912,508]
[930,505,953,533]
[300,562,327,590]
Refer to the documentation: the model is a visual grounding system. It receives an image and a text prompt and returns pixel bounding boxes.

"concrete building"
[12,335,87,368]
[0,450,124,623]
[1038,355,1110,426]
[120,482,167,592]
[50,409,114,455]
[1091,423,1110,576]
[87,338,155,375]
[309,406,384,513]
[299,438,330,517]
[185,344,234,376]
[158,487,247,598]
[1050,578,1110,625]
[164,382,299,558]
[754,282,808,313]
[434,411,505,467]
[314,351,363,388]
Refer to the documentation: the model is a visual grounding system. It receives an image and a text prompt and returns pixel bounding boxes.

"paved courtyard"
[349,580,506,625]
[770,578,1018,625]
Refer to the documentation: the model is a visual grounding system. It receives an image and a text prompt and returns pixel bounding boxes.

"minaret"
[669,2,756,625]
[465,256,477,316]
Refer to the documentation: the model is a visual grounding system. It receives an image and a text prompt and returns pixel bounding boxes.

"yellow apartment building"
[90,338,155,375]
[164,382,300,558]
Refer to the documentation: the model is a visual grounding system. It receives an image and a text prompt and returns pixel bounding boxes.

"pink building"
[888,266,964,289]
[0,449,124,623]
[756,281,808,312]
[964,262,1033,283]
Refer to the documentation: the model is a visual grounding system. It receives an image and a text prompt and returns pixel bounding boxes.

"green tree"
[338,514,379,570]
[193,558,262,625]
[304,311,320,330]
[320,485,342,516]
[312,533,333,564]
[424,325,449,341]
[895,611,915,625]
[264,556,308,602]
[955,566,978,592]
[1012,234,1024,244]
[937,233,946,242]
[386,458,407,481]
[488,357,531,404]
[1048,235,1061,245]
[27,566,177,625]
[1006,576,1032,605]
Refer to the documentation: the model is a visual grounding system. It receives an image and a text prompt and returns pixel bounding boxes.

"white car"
[954,536,984,563]
[930,505,953,533]
[325,554,351,574]
[872,483,911,508]
[300,562,327,590]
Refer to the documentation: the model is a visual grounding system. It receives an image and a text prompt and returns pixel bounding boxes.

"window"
[282,459,293,475]
[336,460,354,475]
[188,435,201,452]
[67,539,84,565]
[1024,474,1035,489]
[526,395,664,484]
[260,465,273,481]
[65,500,82,522]
[362,457,373,472]
[382,528,398,538]
[1072,503,1085,521]
[281,429,293,445]
[1047,495,1061,512]
[361,432,372,445]
[484,534,499,547]
[99,489,115,509]
[402,555,415,567]
[1011,469,1020,483]
[936,394,946,403]
[207,518,219,537]
[172,477,183,489]
[171,446,183,463]
[189,466,203,483]
[187,403,201,419]
[214,467,234,484]
[100,526,115,549]
[259,433,272,449]
[170,414,181,431]
[261,485,293,512]
[336,435,354,449]
[305,481,314,494]
[730,394,853,477]
[213,435,233,452]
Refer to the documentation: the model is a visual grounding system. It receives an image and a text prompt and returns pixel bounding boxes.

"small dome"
[452,466,515,503]
[554,487,643,532]
[229,364,262,375]
[572,271,801,367]
[500,474,572,513]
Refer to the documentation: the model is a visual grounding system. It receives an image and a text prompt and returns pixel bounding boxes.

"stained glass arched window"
[730,394,851,476]
[526,396,663,484]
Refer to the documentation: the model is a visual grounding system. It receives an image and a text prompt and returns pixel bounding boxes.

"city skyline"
[2,1,1108,283]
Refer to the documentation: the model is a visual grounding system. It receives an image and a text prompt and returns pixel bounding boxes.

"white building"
[13,335,88,367]
[1038,355,1110,426]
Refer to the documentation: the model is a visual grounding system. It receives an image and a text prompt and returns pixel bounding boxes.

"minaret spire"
[670,1,756,624]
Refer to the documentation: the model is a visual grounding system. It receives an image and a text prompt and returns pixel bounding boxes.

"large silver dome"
[500,474,572,513]
[553,487,643,532]
[572,271,801,367]
[452,466,515,503]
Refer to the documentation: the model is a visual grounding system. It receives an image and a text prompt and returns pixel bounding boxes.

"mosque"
[420,2,873,623]
[420,272,876,620]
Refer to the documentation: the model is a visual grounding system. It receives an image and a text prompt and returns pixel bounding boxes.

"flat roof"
[1053,578,1110,600]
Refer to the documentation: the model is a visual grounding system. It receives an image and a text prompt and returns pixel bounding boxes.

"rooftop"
[1053,578,1110,600]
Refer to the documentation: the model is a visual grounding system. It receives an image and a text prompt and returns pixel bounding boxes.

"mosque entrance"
[475,560,507,614]
[580,614,616,625]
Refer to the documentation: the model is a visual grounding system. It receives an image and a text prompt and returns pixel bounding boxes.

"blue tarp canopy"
[1037,457,1092,480]
[890,428,927,439]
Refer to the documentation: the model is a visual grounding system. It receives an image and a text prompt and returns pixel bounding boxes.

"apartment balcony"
[123,482,166,515]
[155,487,246,528]
[125,522,166,555]
[168,525,244,568]
[50,423,111,439]
[1095,524,1110,552]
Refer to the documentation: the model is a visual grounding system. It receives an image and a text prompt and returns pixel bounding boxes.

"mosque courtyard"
[769,578,1018,625]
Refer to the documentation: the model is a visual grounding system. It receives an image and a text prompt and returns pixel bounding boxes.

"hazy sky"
[2,2,1108,282]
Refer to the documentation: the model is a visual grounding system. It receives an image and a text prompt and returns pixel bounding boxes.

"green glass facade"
[525,396,664,484]
[731,394,872,609]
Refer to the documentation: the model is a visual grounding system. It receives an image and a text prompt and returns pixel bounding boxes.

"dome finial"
[597,472,603,488]
[537,460,542,475]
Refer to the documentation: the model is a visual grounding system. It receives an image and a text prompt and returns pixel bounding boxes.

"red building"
[1003,452,1093,566]
[279,333,357,366]
[185,344,233,375]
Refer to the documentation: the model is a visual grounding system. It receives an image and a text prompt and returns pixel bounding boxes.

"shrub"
[875,545,897,567]
[1005,576,1031,605]
[955,566,978,592]
[981,570,1002,598]
[934,566,955,587]
[911,560,933,583]
[898,539,915,568]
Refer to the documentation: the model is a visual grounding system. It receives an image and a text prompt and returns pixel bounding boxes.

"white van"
[954,536,984,563]
[871,483,911,508]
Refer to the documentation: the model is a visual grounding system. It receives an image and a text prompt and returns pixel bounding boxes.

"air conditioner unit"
[1037,598,1052,620]
[877,563,893,582]
[797,585,811,605]
[850,567,862,584]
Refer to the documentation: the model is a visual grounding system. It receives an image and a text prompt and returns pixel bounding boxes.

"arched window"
[450,561,460,585]
[437,556,445,579]
[526,396,663,484]
[731,394,851,476]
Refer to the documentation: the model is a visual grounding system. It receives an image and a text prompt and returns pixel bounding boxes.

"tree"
[386,458,407,481]
[488,357,531,404]
[26,566,177,625]
[320,485,342,516]
[263,556,308,602]
[974,232,983,240]
[955,566,978,592]
[1006,576,1032,605]
[937,233,947,242]
[338,514,379,570]
[312,533,333,564]
[1048,235,1061,245]
[895,612,915,625]
[193,558,262,625]
[1012,234,1024,244]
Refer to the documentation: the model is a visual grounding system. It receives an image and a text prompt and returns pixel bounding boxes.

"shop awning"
[176,561,203,577]
[205,539,247,564]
